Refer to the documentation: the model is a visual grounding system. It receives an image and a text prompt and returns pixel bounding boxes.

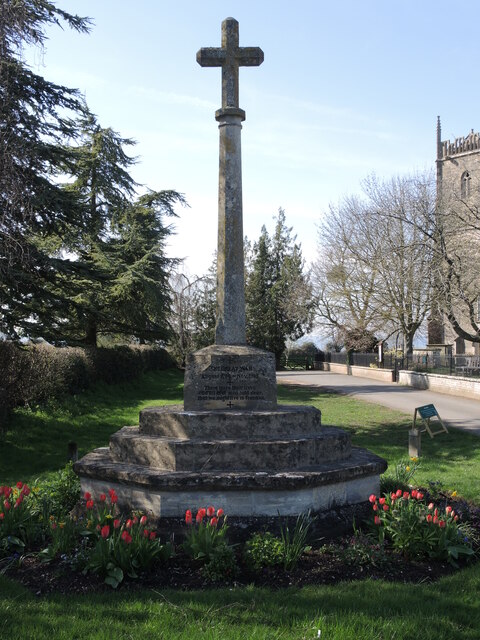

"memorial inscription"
[183,345,277,411]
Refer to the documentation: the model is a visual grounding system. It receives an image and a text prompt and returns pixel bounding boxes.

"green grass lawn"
[1,369,480,640]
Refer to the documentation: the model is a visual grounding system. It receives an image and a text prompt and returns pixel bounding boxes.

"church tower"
[429,118,480,355]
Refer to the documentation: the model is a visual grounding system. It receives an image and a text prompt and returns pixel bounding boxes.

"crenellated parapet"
[441,129,480,158]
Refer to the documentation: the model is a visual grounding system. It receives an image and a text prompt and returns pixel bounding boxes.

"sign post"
[409,404,448,457]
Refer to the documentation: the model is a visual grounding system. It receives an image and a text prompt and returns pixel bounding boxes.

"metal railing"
[320,351,480,378]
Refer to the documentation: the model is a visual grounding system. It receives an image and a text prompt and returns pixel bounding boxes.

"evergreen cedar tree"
[1,1,185,345]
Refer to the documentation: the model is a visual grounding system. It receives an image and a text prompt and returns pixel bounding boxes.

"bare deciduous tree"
[313,173,436,353]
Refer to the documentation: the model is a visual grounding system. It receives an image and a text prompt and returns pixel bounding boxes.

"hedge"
[0,342,174,421]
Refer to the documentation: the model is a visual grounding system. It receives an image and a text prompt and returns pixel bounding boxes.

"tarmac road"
[277,370,480,436]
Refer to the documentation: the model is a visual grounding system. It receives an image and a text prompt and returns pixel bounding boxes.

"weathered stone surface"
[139,404,321,440]
[74,445,387,517]
[197,18,263,346]
[184,344,277,411]
[110,425,350,472]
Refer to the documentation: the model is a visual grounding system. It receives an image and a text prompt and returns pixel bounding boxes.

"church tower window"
[461,171,471,198]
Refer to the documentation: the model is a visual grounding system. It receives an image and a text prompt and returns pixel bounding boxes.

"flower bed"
[1,468,479,595]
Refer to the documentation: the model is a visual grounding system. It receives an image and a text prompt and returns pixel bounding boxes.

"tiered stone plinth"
[74,346,387,519]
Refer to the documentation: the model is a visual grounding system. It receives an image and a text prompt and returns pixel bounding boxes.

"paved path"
[277,370,480,436]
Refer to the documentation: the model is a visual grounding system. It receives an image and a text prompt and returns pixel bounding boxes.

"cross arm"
[238,47,264,66]
[197,47,226,67]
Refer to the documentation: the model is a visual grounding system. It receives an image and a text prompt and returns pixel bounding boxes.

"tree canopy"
[246,209,314,366]
[0,1,185,346]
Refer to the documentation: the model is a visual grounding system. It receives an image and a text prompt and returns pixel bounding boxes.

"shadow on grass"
[278,383,480,500]
[1,563,480,639]
[1,369,184,484]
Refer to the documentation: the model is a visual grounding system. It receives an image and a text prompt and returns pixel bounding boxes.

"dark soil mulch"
[4,542,472,597]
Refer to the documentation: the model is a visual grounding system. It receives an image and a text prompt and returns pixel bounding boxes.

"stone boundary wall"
[317,362,395,383]
[399,370,480,400]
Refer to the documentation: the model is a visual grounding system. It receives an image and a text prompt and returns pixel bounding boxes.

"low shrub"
[32,462,81,521]
[0,342,174,421]
[244,531,284,569]
[244,513,315,572]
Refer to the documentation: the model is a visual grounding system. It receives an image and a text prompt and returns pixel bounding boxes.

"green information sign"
[413,404,448,439]
[417,404,438,420]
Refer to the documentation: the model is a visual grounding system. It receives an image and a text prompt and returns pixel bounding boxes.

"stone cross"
[196,17,264,110]
[197,18,263,345]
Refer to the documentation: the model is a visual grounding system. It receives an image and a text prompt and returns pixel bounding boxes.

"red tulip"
[439,520,446,528]
[217,508,224,518]
[140,515,147,526]
[16,481,23,490]
[383,504,389,512]
[374,516,381,525]
[121,531,132,544]
[125,519,133,529]
[210,517,218,527]
[185,510,192,525]
[426,514,432,523]
[84,491,91,501]
[86,500,94,510]
[395,489,402,498]
[206,506,215,517]
[149,531,156,541]
[368,494,376,503]
[379,497,386,505]
[113,519,121,529]
[101,525,110,539]
[100,494,106,502]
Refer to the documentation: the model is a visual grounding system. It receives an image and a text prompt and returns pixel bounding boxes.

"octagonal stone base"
[75,445,386,517]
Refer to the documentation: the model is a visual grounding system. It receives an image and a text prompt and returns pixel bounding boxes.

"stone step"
[139,404,322,440]
[109,426,351,472]
[74,445,388,517]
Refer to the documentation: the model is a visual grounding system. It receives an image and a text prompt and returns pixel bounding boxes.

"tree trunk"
[85,317,98,347]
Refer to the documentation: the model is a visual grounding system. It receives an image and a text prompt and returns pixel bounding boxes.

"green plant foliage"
[369,488,476,565]
[81,490,172,588]
[182,506,230,564]
[202,544,238,583]
[279,511,315,571]
[32,462,80,520]
[243,531,284,570]
[0,482,36,554]
[338,533,388,568]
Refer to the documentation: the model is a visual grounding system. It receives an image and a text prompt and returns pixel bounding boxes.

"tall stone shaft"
[215,107,246,344]
[197,18,264,345]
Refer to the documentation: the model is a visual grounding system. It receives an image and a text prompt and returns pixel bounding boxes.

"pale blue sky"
[28,0,480,274]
